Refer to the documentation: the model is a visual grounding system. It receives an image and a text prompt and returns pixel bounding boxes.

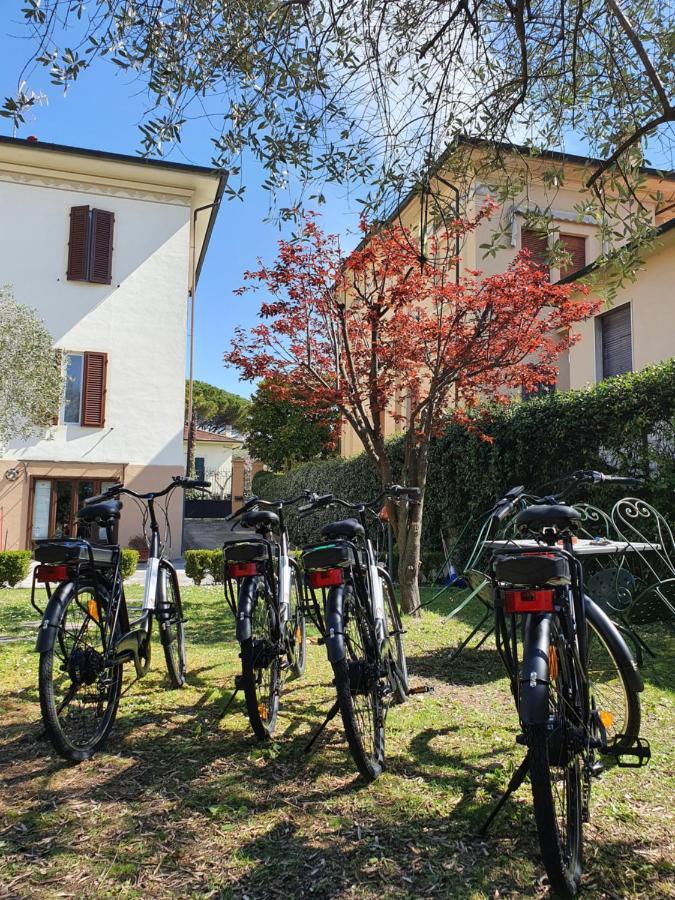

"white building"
[0,135,224,554]
[183,426,245,500]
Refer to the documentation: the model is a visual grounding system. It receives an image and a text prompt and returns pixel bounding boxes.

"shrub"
[120,549,139,581]
[206,549,224,584]
[184,549,211,585]
[0,550,32,587]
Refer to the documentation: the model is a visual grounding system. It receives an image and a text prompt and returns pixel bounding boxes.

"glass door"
[31,481,52,541]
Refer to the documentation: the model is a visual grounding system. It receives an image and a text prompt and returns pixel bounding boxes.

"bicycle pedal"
[515,732,527,746]
[407,684,432,695]
[234,674,245,690]
[612,736,651,768]
[587,760,604,778]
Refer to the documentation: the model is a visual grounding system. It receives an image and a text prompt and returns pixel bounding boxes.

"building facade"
[0,136,223,554]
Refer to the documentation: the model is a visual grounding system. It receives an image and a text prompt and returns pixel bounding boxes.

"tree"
[6,1,674,273]
[246,380,338,471]
[0,286,62,444]
[225,213,600,613]
[186,380,249,432]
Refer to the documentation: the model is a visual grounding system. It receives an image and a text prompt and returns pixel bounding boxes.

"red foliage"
[225,212,599,461]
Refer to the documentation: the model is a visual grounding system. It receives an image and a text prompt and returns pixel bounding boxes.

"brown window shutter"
[81,351,108,427]
[67,206,90,281]
[88,209,115,284]
[521,228,549,270]
[559,234,587,278]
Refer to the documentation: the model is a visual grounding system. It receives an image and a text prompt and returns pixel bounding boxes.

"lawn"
[0,584,673,899]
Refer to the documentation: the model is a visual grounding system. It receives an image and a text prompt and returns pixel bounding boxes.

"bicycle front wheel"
[240,578,282,740]
[331,584,385,782]
[158,562,187,688]
[527,623,583,898]
[287,568,307,678]
[586,617,640,751]
[38,579,123,762]
[381,574,408,704]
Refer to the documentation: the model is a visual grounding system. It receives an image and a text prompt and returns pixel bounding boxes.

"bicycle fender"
[519,613,552,726]
[325,583,346,664]
[585,595,644,692]
[34,581,76,653]
[236,576,258,642]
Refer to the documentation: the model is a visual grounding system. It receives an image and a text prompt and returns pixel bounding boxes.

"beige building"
[340,139,675,457]
[0,136,224,552]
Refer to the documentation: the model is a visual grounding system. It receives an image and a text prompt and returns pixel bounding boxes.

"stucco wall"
[0,175,189,468]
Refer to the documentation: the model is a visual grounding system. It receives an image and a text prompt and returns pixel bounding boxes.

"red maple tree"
[225,213,599,612]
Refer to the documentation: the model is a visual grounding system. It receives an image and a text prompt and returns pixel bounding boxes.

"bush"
[185,549,224,585]
[255,361,675,564]
[0,550,32,587]
[120,548,139,581]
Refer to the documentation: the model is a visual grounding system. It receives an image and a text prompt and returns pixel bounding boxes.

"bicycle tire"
[381,574,408,704]
[38,579,123,762]
[331,584,385,782]
[586,617,640,751]
[158,562,187,688]
[240,577,281,740]
[526,623,583,898]
[287,568,307,678]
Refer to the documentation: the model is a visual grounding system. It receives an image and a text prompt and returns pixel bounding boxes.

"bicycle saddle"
[78,499,122,522]
[516,504,580,531]
[321,518,365,541]
[241,509,279,531]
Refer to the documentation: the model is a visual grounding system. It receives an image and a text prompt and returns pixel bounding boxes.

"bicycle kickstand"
[304,700,340,755]
[217,675,244,720]
[477,753,530,836]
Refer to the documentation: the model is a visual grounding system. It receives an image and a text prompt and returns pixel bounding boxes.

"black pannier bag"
[494,553,571,586]
[224,541,269,564]
[33,539,116,568]
[302,542,357,570]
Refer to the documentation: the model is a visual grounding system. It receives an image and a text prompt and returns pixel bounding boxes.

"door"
[30,478,117,543]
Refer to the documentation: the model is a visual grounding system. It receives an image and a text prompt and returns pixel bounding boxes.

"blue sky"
[0,12,363,399]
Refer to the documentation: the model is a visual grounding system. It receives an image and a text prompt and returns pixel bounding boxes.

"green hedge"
[184,549,224,585]
[0,551,32,587]
[120,548,139,581]
[253,361,675,562]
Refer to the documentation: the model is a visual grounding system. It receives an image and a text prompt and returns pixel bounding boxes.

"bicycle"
[32,475,209,761]
[223,493,308,740]
[299,485,416,781]
[479,470,651,897]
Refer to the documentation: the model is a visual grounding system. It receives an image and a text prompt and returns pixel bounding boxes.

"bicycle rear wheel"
[240,578,282,740]
[158,562,187,688]
[331,584,385,782]
[39,580,123,762]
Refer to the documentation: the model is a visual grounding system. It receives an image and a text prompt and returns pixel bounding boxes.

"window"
[195,457,206,481]
[67,206,115,284]
[63,353,84,424]
[60,351,108,427]
[598,303,632,379]
[559,233,587,279]
[521,229,549,275]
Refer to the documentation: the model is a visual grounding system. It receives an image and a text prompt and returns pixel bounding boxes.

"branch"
[586,112,675,187]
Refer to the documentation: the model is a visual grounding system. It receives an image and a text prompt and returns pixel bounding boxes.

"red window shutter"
[88,209,115,285]
[521,228,549,269]
[81,351,108,427]
[67,205,90,281]
[559,234,587,278]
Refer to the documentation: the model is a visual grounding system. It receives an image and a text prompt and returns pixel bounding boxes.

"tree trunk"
[186,409,197,477]
[396,492,424,616]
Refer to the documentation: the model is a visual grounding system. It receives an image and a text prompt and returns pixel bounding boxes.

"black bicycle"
[479,470,650,897]
[224,494,308,740]
[32,476,209,761]
[299,485,415,781]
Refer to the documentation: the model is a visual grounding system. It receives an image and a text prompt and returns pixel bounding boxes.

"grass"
[0,583,673,899]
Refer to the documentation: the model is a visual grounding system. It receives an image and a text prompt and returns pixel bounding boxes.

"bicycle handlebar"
[298,483,421,516]
[84,476,211,507]
[225,491,312,522]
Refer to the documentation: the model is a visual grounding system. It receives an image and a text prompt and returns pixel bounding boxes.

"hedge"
[185,549,224,585]
[120,548,140,581]
[253,360,675,564]
[0,551,32,587]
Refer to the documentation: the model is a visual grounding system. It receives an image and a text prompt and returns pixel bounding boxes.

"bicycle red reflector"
[309,568,344,589]
[36,565,69,583]
[504,589,554,614]
[228,562,257,578]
